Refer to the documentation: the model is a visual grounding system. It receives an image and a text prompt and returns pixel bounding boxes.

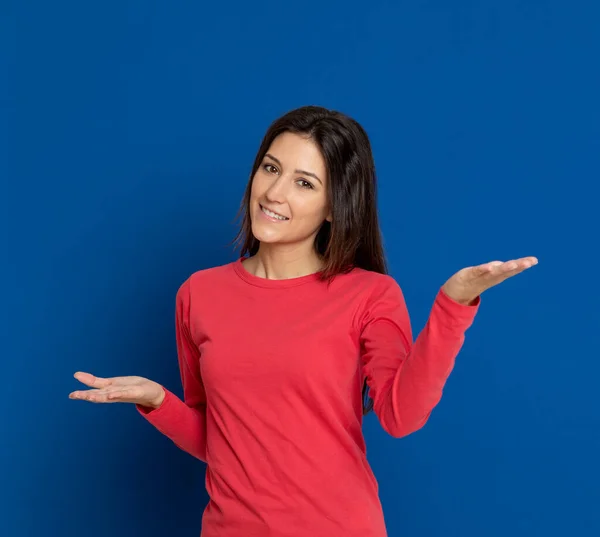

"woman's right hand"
[69,371,165,409]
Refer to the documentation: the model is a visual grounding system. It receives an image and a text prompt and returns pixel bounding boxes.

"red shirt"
[137,258,479,536]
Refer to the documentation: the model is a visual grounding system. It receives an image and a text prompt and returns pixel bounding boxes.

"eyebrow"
[264,153,323,185]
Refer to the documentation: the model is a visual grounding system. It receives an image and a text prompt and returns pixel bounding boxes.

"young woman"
[70,105,537,537]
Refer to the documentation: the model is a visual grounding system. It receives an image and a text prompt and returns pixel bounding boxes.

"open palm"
[442,256,538,305]
[69,371,165,409]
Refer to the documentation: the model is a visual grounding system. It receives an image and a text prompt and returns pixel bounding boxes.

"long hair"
[233,105,387,415]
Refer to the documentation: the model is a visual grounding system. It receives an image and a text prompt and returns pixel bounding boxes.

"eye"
[296,179,314,190]
[263,164,278,174]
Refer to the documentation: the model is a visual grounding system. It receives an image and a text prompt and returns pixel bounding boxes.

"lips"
[260,204,289,221]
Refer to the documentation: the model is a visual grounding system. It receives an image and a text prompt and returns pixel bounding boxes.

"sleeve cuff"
[435,287,480,326]
[136,387,173,421]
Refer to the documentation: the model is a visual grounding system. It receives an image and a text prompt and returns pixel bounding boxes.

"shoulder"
[338,267,405,301]
[339,268,409,331]
[176,260,237,302]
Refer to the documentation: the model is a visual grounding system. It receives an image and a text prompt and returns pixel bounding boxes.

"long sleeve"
[136,277,208,461]
[359,276,479,438]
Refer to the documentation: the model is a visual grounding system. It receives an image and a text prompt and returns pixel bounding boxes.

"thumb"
[73,371,113,389]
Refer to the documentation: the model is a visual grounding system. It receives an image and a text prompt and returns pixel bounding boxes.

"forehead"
[267,132,328,181]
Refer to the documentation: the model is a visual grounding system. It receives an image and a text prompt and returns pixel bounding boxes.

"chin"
[251,224,283,244]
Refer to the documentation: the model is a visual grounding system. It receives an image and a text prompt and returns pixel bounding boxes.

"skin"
[442,258,538,306]
[241,131,332,280]
[69,131,538,408]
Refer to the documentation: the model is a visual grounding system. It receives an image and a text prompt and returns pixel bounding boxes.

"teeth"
[261,206,288,220]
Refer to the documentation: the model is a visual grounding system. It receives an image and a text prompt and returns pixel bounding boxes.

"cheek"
[292,194,328,220]
[249,177,265,204]
[249,176,259,197]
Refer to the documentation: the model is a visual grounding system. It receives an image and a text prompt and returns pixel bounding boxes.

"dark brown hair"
[233,105,387,414]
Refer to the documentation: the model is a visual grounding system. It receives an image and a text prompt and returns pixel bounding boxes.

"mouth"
[260,204,289,221]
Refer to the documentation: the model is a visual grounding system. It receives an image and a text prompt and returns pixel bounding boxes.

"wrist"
[148,386,166,409]
[454,296,478,306]
[441,286,478,306]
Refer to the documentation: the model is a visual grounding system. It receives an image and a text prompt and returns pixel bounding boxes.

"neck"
[243,243,323,280]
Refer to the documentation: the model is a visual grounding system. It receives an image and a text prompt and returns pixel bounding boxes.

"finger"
[74,392,113,403]
[473,261,504,276]
[482,258,537,287]
[478,256,538,276]
[105,387,142,401]
[518,256,539,268]
[69,388,134,403]
[73,371,114,389]
[69,389,103,402]
[497,257,538,274]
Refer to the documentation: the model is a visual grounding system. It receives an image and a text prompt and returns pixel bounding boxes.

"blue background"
[3,1,599,536]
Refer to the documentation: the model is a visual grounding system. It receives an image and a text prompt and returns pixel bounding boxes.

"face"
[249,131,331,249]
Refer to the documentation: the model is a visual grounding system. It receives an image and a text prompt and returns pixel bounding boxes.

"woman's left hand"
[442,256,538,306]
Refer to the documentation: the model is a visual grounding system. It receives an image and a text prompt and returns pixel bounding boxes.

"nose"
[264,174,288,203]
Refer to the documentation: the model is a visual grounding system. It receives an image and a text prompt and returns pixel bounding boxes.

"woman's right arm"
[70,277,208,462]
[136,277,207,460]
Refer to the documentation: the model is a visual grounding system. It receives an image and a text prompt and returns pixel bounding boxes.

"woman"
[70,105,537,536]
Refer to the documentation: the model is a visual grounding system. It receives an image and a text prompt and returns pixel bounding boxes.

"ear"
[324,201,333,222]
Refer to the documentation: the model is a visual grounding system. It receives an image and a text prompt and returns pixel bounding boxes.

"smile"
[260,205,289,221]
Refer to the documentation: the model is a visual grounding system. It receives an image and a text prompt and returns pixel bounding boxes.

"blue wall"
[3,2,599,536]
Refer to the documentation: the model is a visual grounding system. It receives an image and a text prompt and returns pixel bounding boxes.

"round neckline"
[232,257,324,289]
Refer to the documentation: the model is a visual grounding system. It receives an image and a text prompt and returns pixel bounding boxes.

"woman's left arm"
[360,256,537,438]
